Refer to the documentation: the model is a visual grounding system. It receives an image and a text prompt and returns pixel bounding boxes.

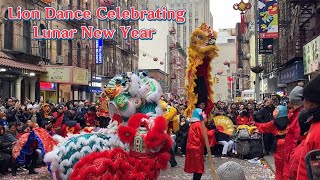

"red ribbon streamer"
[241,13,245,34]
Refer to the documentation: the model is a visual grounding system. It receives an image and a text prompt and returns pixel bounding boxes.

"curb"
[263,155,275,173]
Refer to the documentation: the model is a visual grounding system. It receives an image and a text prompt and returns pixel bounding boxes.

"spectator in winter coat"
[0,124,14,175]
[236,110,253,125]
[36,104,54,126]
[176,116,189,155]
[256,98,275,155]
[6,122,17,137]
[62,107,77,124]
[297,75,320,180]
[283,85,304,179]
[84,106,97,127]
[41,119,55,136]
[5,98,18,123]
[53,105,64,129]
[288,109,310,180]
[255,105,289,180]
[23,104,34,123]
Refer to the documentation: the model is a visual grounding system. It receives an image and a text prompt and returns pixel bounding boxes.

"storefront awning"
[0,52,47,73]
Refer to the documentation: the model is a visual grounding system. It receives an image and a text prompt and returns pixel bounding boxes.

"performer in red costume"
[184,108,215,180]
[254,105,289,180]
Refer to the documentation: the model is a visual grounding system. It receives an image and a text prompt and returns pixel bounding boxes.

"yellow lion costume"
[160,100,179,134]
[185,23,219,117]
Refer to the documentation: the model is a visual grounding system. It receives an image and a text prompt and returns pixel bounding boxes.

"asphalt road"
[2,156,275,180]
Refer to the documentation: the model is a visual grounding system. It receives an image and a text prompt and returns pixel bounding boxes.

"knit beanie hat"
[216,161,246,180]
[289,86,304,106]
[276,105,288,119]
[298,109,311,136]
[303,75,320,105]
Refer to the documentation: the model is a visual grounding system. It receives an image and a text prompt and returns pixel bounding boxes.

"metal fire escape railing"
[286,0,318,63]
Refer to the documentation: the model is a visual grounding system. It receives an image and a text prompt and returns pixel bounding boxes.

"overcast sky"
[211,0,241,30]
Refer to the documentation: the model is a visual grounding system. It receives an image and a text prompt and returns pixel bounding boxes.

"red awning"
[0,52,47,73]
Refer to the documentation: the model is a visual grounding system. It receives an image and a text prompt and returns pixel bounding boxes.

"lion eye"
[197,35,203,40]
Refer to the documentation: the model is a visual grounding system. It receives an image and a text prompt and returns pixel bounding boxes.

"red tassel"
[241,13,245,34]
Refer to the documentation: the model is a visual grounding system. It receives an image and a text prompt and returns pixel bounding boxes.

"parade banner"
[258,0,278,38]
[259,38,273,54]
[73,67,89,85]
[96,39,103,64]
[303,34,320,74]
[40,66,71,83]
[41,66,89,85]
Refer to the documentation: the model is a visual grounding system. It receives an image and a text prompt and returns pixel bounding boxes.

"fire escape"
[1,0,52,65]
[286,0,318,64]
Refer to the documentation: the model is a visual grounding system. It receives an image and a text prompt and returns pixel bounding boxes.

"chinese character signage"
[303,34,320,74]
[259,38,273,54]
[279,62,305,84]
[96,39,103,64]
[258,0,278,39]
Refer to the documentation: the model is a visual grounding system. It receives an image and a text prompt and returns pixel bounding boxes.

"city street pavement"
[159,156,275,180]
[2,156,275,180]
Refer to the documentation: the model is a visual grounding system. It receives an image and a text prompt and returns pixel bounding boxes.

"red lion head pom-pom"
[118,126,136,143]
[127,113,149,129]
[144,131,166,150]
[152,116,167,133]
[161,134,173,152]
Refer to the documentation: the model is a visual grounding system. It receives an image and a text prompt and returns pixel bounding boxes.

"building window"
[68,0,73,9]
[4,10,13,50]
[195,19,199,27]
[68,40,73,66]
[57,0,62,5]
[57,40,62,56]
[77,0,81,10]
[189,25,192,34]
[39,24,47,59]
[77,42,81,67]
[23,21,31,53]
[85,46,89,69]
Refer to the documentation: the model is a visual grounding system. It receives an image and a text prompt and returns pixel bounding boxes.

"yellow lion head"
[190,23,219,58]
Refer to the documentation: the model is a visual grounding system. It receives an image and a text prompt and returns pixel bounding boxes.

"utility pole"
[254,0,261,102]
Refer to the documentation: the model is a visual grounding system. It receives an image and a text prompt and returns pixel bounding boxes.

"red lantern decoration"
[228,77,234,82]
[233,0,252,34]
[153,57,158,61]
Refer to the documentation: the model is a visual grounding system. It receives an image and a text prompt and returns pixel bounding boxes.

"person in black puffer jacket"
[255,98,275,155]
[0,124,15,175]
[175,116,189,155]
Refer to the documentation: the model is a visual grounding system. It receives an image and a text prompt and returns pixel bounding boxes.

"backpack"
[237,129,250,140]
[236,140,250,156]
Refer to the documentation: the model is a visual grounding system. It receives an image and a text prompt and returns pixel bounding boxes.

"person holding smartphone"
[296,75,320,180]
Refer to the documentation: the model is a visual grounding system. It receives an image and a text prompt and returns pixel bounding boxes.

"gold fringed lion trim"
[184,23,219,118]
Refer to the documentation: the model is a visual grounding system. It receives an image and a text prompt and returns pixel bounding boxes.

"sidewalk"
[264,154,275,173]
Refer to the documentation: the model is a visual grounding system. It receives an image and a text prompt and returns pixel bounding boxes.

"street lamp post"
[254,0,260,102]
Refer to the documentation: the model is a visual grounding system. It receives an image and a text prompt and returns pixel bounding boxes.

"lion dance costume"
[185,23,219,117]
[44,72,172,180]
